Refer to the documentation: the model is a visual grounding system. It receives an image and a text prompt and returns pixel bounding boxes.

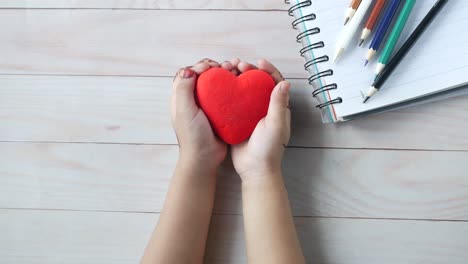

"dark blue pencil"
[364,0,402,66]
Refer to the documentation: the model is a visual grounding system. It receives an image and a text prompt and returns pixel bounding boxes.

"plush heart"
[196,68,276,145]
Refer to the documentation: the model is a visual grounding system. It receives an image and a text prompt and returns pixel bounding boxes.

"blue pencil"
[364,0,402,66]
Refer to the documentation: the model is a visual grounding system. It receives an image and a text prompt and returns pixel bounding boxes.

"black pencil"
[363,0,449,104]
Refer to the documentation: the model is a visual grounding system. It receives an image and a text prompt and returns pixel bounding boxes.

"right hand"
[222,59,291,182]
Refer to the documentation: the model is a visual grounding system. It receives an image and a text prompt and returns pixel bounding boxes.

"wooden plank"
[0,0,287,10]
[0,143,174,212]
[0,75,176,144]
[2,143,468,220]
[209,214,468,264]
[289,83,468,150]
[1,75,467,150]
[0,209,153,263]
[0,9,303,78]
[1,209,467,263]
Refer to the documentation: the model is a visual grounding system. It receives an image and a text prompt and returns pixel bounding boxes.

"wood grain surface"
[2,143,467,220]
[0,9,302,77]
[1,2,467,263]
[0,0,287,10]
[1,209,467,264]
[1,75,467,150]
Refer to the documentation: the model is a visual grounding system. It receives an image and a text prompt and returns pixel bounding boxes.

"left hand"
[171,59,227,169]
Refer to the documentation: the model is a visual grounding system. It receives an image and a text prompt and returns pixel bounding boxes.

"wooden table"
[1,1,467,263]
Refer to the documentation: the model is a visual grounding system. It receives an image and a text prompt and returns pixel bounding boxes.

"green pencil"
[376,0,416,75]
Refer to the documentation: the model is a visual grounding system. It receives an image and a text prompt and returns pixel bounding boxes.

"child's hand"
[222,59,291,182]
[171,59,227,169]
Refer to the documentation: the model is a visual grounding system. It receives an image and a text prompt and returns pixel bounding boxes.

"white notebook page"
[295,0,468,120]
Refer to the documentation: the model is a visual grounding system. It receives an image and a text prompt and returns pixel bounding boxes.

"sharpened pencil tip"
[359,39,364,47]
[364,60,369,67]
[364,86,378,103]
[333,48,344,63]
[376,63,385,76]
[344,17,350,26]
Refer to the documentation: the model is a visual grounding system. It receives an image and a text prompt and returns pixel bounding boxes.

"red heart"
[196,68,276,145]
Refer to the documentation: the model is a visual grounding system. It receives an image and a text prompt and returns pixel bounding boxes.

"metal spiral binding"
[300,41,324,57]
[285,0,342,109]
[292,13,316,29]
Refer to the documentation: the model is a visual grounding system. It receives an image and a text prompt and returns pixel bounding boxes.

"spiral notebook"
[286,0,468,123]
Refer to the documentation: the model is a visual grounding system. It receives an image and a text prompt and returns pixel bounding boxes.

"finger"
[231,68,240,75]
[230,58,241,68]
[257,58,285,83]
[238,61,258,73]
[284,98,291,144]
[221,61,233,71]
[173,68,183,81]
[267,81,290,125]
[191,61,211,75]
[200,58,220,68]
[172,67,198,114]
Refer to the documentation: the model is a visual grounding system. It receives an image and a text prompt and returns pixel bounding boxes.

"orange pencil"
[344,0,363,25]
[359,0,386,46]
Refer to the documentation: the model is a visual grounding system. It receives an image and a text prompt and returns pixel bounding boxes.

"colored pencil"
[364,0,402,66]
[359,0,387,46]
[376,0,416,75]
[344,0,363,25]
[363,0,449,103]
[333,0,373,63]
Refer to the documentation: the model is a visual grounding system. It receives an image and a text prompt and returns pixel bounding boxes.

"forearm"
[242,171,305,264]
[142,156,218,264]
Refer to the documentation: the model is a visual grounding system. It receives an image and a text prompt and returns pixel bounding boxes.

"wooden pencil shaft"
[336,0,374,60]
[369,0,402,51]
[345,0,363,25]
[351,0,363,9]
[365,0,387,30]
[378,0,416,65]
[374,0,449,89]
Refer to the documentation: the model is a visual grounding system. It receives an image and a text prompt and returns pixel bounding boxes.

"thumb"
[172,67,198,115]
[267,81,290,125]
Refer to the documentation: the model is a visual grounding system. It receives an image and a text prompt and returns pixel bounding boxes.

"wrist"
[241,170,287,203]
[178,153,220,176]
[240,167,284,187]
[179,144,225,169]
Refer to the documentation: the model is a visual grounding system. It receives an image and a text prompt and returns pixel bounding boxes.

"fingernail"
[279,73,285,81]
[180,68,195,78]
[174,68,183,81]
